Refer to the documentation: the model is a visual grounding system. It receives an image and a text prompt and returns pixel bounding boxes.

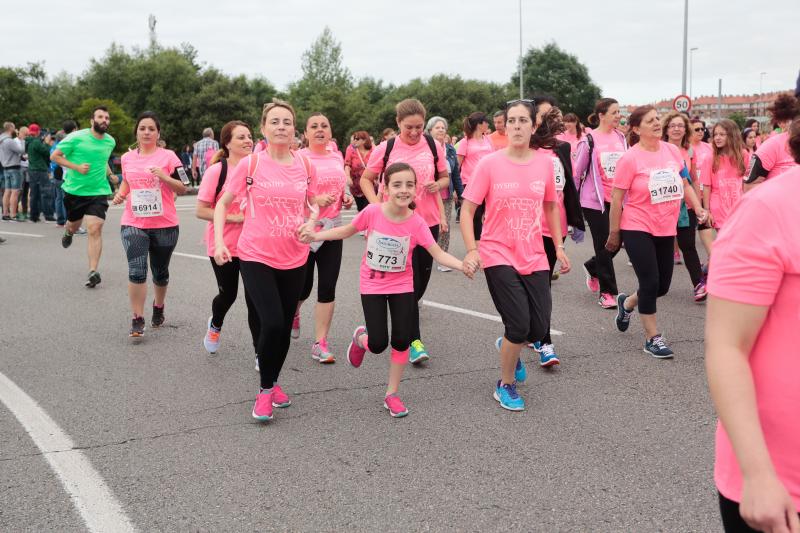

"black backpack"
[382,133,439,176]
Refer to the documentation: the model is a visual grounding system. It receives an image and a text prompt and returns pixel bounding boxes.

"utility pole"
[519,0,524,99]
[681,0,689,94]
[689,47,698,100]
[717,79,723,121]
[148,14,157,49]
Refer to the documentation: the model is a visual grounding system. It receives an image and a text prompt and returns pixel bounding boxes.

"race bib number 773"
[366,230,410,272]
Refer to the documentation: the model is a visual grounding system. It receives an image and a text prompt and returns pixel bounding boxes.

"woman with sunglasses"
[344,131,374,213]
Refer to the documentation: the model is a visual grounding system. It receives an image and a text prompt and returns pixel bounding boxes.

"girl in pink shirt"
[300,163,470,418]
[213,100,321,423]
[460,100,571,412]
[701,120,748,237]
[196,120,259,357]
[557,112,584,175]
[744,94,800,188]
[360,99,450,365]
[112,112,187,337]
[294,113,354,364]
[457,112,493,240]
[606,106,706,358]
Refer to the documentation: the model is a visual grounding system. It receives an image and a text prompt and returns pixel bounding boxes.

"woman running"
[558,112,584,174]
[606,106,706,358]
[294,112,353,364]
[213,99,320,422]
[300,163,471,417]
[344,130,373,213]
[461,100,571,411]
[457,112,494,240]
[113,111,186,337]
[196,120,259,356]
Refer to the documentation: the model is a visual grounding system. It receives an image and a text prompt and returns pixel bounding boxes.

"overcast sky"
[5,0,799,106]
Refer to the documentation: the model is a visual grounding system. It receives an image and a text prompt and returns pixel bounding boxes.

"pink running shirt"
[754,132,797,180]
[707,166,800,511]
[197,160,245,257]
[540,149,568,240]
[591,129,627,203]
[462,149,556,275]
[699,151,749,230]
[457,136,494,186]
[298,148,347,220]
[120,148,182,229]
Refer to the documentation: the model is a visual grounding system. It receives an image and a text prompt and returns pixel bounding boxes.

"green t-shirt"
[59,129,116,196]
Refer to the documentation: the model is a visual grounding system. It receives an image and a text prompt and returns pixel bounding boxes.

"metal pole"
[760,72,766,95]
[681,0,688,94]
[689,47,698,100]
[717,79,723,121]
[519,0,523,99]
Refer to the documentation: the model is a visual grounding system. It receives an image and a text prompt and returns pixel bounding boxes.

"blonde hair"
[261,98,296,126]
[395,99,426,122]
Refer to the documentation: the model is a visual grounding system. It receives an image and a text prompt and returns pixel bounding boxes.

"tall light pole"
[681,0,689,94]
[689,47,698,100]
[519,0,524,99]
[759,72,767,95]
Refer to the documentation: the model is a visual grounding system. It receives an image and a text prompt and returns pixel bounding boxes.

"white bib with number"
[130,188,163,217]
[365,231,410,273]
[552,157,566,192]
[648,168,683,204]
[600,151,624,180]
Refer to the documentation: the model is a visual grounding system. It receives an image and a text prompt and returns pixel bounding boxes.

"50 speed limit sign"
[673,95,692,113]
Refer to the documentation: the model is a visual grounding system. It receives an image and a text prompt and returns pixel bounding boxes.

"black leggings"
[583,204,619,295]
[299,239,343,303]
[621,230,674,315]
[541,236,564,345]
[354,195,370,212]
[361,292,416,353]
[676,209,703,287]
[239,260,305,389]
[209,257,259,352]
[411,224,440,340]
[473,201,486,241]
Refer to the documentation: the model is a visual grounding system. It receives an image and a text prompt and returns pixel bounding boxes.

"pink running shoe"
[582,265,600,293]
[291,312,300,339]
[598,292,617,309]
[347,326,367,368]
[311,339,335,364]
[383,393,409,418]
[271,384,291,408]
[252,390,274,421]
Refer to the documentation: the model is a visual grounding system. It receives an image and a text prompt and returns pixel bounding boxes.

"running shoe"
[583,265,599,293]
[494,337,527,383]
[673,251,682,265]
[129,316,145,337]
[271,384,291,408]
[598,292,617,309]
[254,355,259,372]
[383,393,409,418]
[75,227,87,235]
[204,317,221,354]
[538,343,560,367]
[437,264,452,272]
[0,236,5,244]
[252,390,274,421]
[311,339,335,364]
[409,339,429,365]
[531,341,542,352]
[151,304,165,328]
[614,293,633,332]
[493,381,525,411]
[693,281,708,303]
[644,335,674,359]
[291,312,300,339]
[347,326,367,368]
[61,231,73,249]
[85,270,101,288]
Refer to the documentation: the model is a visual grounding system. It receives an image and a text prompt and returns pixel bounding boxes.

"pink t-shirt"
[463,149,556,275]
[298,148,347,220]
[351,203,436,295]
[707,166,800,511]
[590,129,627,203]
[197,161,245,257]
[366,136,448,227]
[691,141,713,184]
[699,151,749,229]
[223,152,318,269]
[556,132,580,173]
[540,149,568,240]
[755,132,797,180]
[120,148,182,229]
[457,136,494,185]
[614,141,686,237]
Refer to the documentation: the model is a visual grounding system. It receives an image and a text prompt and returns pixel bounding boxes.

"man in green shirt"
[51,106,116,288]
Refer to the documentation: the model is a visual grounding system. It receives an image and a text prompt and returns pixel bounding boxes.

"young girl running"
[300,163,472,418]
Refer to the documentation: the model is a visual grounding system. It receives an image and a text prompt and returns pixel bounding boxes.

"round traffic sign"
[673,94,692,113]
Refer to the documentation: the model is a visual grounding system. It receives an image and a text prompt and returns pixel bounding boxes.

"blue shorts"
[1,168,23,190]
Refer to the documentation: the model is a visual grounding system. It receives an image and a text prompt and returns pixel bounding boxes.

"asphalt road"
[0,195,719,532]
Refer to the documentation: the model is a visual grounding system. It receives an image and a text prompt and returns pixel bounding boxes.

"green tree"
[510,42,601,121]
[0,66,34,123]
[728,112,747,129]
[74,97,135,154]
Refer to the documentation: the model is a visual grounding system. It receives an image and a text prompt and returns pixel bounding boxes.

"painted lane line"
[174,251,209,261]
[0,231,45,238]
[0,371,136,533]
[422,299,563,336]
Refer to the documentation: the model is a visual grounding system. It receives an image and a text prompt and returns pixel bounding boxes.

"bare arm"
[360,169,380,204]
[196,200,243,223]
[212,191,235,264]
[459,199,481,270]
[50,148,87,173]
[426,243,465,273]
[605,187,625,252]
[309,223,359,242]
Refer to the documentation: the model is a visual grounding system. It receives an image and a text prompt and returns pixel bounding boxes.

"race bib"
[131,188,163,217]
[600,152,624,180]
[365,230,410,273]
[648,168,683,204]
[552,157,566,192]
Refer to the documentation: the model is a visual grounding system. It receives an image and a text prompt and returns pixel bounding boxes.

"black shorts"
[64,193,109,222]
[484,265,551,345]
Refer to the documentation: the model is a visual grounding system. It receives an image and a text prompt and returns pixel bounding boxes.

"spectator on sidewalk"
[27,123,56,222]
[192,128,218,185]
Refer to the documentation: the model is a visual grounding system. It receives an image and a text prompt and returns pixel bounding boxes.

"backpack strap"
[382,137,396,175]
[423,133,440,172]
[213,158,228,203]
[245,154,260,218]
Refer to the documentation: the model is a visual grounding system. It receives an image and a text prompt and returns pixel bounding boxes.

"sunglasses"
[506,98,535,108]
[693,127,704,132]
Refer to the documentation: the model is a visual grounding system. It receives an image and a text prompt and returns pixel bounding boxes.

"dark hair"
[533,94,557,108]
[768,93,800,124]
[741,127,755,149]
[63,120,77,134]
[531,107,564,150]
[463,112,488,137]
[626,105,657,146]
[305,112,327,130]
[587,98,618,127]
[744,118,759,130]
[91,105,109,118]
[133,111,161,139]
[562,112,583,139]
[788,118,800,163]
[383,162,417,210]
[352,130,372,149]
[211,120,250,164]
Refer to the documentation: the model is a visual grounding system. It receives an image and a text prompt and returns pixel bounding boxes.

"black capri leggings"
[209,257,260,353]
[299,239,343,303]
[473,201,486,241]
[621,230,674,315]
[676,209,703,287]
[239,260,305,389]
[541,236,564,345]
[485,266,551,345]
[120,225,179,285]
[583,204,619,295]
[361,292,416,354]
[411,224,440,340]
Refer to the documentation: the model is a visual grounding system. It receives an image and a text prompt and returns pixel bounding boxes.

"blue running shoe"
[495,337,527,382]
[615,293,633,332]
[538,343,560,367]
[493,381,525,411]
[644,334,674,359]
[409,339,429,365]
[531,341,542,352]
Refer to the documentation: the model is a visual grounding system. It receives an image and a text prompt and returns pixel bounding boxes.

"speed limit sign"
[673,94,692,113]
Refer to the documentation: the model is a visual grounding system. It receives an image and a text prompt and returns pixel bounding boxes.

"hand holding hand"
[342,194,354,209]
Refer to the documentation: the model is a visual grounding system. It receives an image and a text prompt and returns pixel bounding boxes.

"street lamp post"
[689,47,698,100]
[760,72,767,95]
[519,0,523,99]
[681,0,689,94]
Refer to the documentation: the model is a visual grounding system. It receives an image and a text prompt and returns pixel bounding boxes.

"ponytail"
[530,107,564,150]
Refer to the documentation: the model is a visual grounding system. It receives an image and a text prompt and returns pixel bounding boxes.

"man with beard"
[51,106,117,288]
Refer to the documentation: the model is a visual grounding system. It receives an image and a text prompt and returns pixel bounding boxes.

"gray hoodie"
[0,133,25,167]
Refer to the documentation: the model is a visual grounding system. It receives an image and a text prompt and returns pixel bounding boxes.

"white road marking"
[0,371,136,533]
[0,231,45,238]
[422,300,564,336]
[174,251,209,261]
